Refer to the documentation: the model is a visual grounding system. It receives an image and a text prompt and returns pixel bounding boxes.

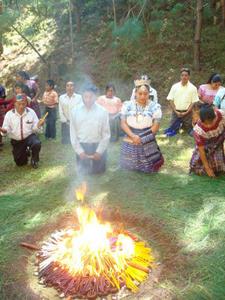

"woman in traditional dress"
[190,104,225,177]
[16,71,41,117]
[97,83,122,142]
[120,77,164,173]
[198,73,222,104]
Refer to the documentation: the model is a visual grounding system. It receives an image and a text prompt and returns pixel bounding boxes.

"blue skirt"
[120,128,164,173]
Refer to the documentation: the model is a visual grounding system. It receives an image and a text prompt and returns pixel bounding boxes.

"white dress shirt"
[59,93,82,123]
[2,108,40,140]
[70,103,110,155]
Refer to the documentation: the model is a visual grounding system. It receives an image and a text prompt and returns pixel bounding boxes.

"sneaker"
[164,128,170,134]
[31,159,38,169]
[166,130,177,137]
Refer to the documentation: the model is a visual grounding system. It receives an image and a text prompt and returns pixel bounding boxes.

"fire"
[75,181,87,202]
[37,184,154,299]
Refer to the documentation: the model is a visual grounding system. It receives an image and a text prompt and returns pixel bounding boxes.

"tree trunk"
[112,0,117,29]
[0,1,3,56]
[193,0,203,71]
[68,0,74,62]
[221,0,225,28]
[72,0,81,33]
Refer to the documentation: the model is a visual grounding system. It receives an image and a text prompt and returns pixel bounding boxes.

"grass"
[0,112,225,300]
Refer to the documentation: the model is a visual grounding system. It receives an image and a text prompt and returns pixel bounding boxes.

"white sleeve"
[1,112,11,136]
[70,111,84,155]
[96,112,110,154]
[167,85,175,101]
[32,110,42,133]
[153,89,158,102]
[152,104,162,123]
[192,87,200,103]
[59,96,67,123]
[130,88,135,101]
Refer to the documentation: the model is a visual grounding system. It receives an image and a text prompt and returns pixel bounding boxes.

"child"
[42,80,58,139]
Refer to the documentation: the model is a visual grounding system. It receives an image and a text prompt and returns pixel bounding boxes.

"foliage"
[112,17,144,44]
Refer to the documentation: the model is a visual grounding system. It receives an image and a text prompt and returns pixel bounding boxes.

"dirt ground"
[7,208,189,300]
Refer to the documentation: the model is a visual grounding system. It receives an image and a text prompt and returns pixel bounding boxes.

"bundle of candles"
[34,184,155,299]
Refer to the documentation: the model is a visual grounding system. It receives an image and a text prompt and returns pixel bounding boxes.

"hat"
[16,94,27,102]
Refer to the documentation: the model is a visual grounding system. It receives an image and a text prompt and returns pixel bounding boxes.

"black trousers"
[76,143,107,175]
[61,122,70,144]
[11,134,41,166]
[45,107,57,139]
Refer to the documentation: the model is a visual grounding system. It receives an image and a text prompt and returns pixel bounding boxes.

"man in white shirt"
[59,81,82,144]
[70,84,110,174]
[0,94,44,168]
[166,68,199,136]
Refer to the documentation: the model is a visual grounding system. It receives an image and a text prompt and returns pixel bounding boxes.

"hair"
[180,67,190,75]
[207,73,222,84]
[105,83,116,93]
[16,70,30,80]
[83,83,98,94]
[199,104,216,123]
[192,101,204,111]
[0,84,6,98]
[46,80,55,89]
[135,84,150,92]
[15,81,27,91]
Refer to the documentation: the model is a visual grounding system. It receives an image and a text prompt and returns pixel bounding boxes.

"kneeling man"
[0,94,44,168]
[70,84,110,174]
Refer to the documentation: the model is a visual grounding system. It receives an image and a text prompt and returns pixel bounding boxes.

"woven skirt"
[120,128,164,173]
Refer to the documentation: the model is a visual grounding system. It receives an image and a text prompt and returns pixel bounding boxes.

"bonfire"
[35,183,154,299]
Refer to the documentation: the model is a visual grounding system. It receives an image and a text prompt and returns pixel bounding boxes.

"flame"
[38,184,154,295]
[75,182,87,202]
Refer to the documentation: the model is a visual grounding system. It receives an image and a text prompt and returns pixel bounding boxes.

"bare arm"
[151,122,160,134]
[198,145,216,177]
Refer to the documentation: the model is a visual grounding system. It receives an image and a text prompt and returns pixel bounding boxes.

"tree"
[194,0,203,71]
[0,1,3,56]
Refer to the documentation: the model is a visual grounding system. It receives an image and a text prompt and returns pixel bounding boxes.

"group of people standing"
[0,67,225,178]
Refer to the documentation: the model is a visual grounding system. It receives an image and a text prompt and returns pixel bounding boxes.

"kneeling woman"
[190,104,225,177]
[120,78,164,173]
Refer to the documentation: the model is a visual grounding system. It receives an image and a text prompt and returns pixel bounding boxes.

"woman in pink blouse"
[97,83,122,142]
[198,73,222,104]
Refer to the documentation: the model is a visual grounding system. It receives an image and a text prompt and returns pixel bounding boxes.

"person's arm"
[151,105,162,134]
[70,112,85,158]
[151,122,160,134]
[121,119,141,144]
[58,97,67,123]
[181,102,194,116]
[198,145,216,177]
[0,112,10,135]
[95,112,111,156]
[213,95,221,108]
[32,111,45,132]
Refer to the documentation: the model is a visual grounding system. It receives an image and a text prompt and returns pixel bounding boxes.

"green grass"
[0,113,225,300]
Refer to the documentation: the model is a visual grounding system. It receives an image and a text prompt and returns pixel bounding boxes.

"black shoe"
[31,159,38,169]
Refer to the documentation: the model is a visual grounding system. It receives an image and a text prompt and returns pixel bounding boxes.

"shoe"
[31,159,38,169]
[166,130,177,137]
[164,128,170,134]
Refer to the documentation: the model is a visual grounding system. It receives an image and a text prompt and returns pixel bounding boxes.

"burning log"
[20,242,40,251]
